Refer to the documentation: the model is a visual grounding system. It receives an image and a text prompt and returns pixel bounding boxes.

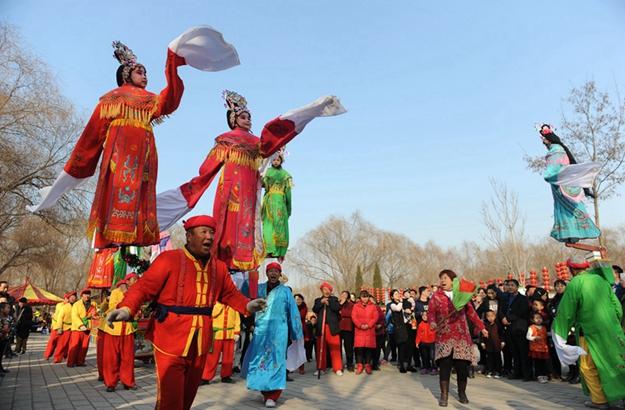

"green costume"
[261,166,292,258]
[552,261,625,403]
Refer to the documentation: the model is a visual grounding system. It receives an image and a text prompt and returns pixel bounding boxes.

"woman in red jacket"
[429,270,487,407]
[294,294,308,374]
[351,290,378,375]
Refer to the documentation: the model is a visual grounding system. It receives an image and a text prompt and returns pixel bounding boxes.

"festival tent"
[8,277,63,305]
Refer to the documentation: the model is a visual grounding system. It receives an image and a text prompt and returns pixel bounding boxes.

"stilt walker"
[28,26,241,248]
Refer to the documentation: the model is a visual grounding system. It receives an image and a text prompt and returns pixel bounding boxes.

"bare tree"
[0,24,90,277]
[481,179,529,275]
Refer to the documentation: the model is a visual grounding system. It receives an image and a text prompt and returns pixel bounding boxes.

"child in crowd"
[415,312,437,375]
[531,299,551,328]
[527,312,550,383]
[480,310,504,378]
[304,312,317,363]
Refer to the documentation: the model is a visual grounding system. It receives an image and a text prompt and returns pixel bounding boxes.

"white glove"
[107,308,132,327]
[576,346,588,356]
[246,298,266,313]
[78,325,87,332]
[57,329,63,335]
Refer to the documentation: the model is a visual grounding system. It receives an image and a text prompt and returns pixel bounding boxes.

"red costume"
[64,49,185,248]
[67,292,98,367]
[118,247,250,410]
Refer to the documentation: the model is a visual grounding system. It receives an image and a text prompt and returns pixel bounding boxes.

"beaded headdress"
[222,90,249,129]
[112,41,142,85]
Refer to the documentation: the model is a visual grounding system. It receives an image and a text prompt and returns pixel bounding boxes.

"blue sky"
[4,0,625,247]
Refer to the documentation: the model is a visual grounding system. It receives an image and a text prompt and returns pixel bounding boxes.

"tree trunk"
[593,188,603,247]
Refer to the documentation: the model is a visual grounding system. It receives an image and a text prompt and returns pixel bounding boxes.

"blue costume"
[243,282,303,392]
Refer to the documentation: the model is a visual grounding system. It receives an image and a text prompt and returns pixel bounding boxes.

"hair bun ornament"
[222,90,248,114]
[112,41,138,66]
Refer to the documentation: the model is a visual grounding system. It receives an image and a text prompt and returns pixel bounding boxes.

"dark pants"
[384,334,397,361]
[508,330,531,379]
[397,342,408,369]
[372,334,385,367]
[485,351,502,374]
[438,354,470,384]
[15,335,29,353]
[406,328,419,367]
[549,337,562,376]
[420,343,435,369]
[0,340,7,369]
[340,330,354,367]
[355,347,373,365]
[305,339,315,361]
[239,329,251,367]
[502,328,512,374]
[532,358,548,377]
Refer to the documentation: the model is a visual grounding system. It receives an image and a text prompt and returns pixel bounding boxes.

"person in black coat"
[312,282,343,375]
[499,280,531,381]
[15,298,33,354]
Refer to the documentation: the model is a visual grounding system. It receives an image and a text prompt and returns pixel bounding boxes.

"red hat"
[183,215,216,231]
[266,262,282,273]
[115,280,128,288]
[320,281,333,292]
[566,257,589,270]
[66,291,77,298]
[80,288,91,295]
[124,273,138,281]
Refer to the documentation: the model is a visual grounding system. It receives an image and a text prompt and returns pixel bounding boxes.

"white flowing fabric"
[168,26,240,72]
[553,162,601,188]
[26,171,89,212]
[552,333,587,366]
[155,187,191,231]
[280,95,346,133]
[285,338,307,371]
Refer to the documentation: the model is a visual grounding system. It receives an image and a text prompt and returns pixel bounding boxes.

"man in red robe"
[67,289,97,367]
[107,215,266,410]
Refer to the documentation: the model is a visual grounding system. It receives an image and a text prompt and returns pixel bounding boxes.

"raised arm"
[154,49,186,118]
[64,104,111,179]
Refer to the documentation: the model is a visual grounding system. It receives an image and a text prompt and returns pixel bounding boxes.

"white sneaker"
[539,376,548,384]
[265,399,276,408]
[313,370,319,376]
[486,373,493,378]
[335,370,343,376]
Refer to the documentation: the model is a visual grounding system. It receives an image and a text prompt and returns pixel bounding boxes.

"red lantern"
[529,270,537,286]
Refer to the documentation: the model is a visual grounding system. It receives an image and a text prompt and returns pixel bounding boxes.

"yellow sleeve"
[234,310,241,334]
[107,289,124,314]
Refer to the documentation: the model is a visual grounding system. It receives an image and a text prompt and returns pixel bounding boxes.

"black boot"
[438,381,449,407]
[458,380,469,404]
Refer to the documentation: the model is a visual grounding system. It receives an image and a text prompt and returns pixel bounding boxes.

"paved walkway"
[1,334,623,410]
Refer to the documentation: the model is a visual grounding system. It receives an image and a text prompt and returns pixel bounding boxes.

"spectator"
[304,312,317,363]
[415,311,436,375]
[338,290,355,372]
[499,279,531,381]
[313,282,343,376]
[414,286,430,321]
[0,302,11,374]
[351,290,377,375]
[402,290,419,371]
[383,298,397,363]
[527,312,549,383]
[15,297,33,354]
[370,296,385,370]
[294,294,308,374]
[480,310,504,378]
[389,289,410,373]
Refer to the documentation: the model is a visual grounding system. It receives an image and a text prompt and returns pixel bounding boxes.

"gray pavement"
[1,334,622,410]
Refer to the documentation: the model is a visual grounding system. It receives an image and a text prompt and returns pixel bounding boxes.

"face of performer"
[439,273,453,291]
[267,268,281,285]
[321,286,332,297]
[186,226,215,259]
[119,284,128,293]
[127,276,137,286]
[271,156,283,168]
[68,294,77,304]
[81,293,90,303]
[235,111,252,131]
[129,66,147,88]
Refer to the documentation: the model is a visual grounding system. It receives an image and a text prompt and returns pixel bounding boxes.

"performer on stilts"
[28,27,241,249]
[538,124,601,248]
[261,151,292,262]
[552,257,625,409]
[156,91,346,286]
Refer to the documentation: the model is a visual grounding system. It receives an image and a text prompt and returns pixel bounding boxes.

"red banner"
[86,248,117,288]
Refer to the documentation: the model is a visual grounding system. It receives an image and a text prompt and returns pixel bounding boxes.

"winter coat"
[351,301,378,348]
